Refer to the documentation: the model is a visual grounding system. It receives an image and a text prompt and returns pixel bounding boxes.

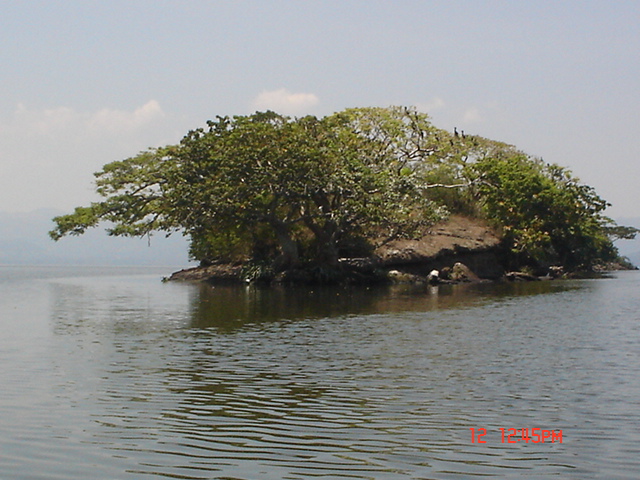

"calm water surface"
[1,265,639,479]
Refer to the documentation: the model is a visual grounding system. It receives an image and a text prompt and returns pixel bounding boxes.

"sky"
[1,0,639,219]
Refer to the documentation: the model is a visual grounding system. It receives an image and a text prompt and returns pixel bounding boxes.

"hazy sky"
[1,0,639,218]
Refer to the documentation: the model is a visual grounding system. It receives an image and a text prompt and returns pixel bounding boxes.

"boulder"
[387,270,423,284]
[450,262,481,282]
[505,271,540,282]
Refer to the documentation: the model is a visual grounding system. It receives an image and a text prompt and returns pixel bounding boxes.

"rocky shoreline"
[167,215,597,285]
[167,215,636,285]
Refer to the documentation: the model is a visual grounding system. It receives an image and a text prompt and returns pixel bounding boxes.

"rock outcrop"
[168,263,244,283]
[373,215,505,282]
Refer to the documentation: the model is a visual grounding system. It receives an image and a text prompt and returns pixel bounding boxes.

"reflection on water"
[188,280,579,331]
[1,267,639,479]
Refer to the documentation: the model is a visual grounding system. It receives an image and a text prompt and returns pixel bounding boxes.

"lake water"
[1,265,639,479]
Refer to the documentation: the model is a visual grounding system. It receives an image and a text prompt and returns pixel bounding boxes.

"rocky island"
[49,107,637,282]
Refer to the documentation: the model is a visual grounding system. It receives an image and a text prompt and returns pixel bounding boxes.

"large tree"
[50,107,447,270]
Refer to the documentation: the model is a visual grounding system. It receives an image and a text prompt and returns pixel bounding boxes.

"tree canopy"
[50,106,635,277]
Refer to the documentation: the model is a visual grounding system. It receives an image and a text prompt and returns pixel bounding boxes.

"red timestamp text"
[470,427,563,444]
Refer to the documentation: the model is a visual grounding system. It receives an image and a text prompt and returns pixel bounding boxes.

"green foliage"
[187,228,248,264]
[51,108,447,269]
[50,105,632,274]
[49,205,104,240]
[49,147,181,241]
[604,224,640,242]
[470,153,620,270]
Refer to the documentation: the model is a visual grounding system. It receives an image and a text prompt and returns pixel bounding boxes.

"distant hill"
[0,209,193,266]
[614,217,640,267]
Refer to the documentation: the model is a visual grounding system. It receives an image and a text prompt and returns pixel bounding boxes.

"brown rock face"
[374,215,505,280]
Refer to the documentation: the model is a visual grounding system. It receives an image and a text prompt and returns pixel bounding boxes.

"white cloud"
[416,97,446,114]
[11,103,79,138]
[88,100,165,133]
[7,100,166,139]
[0,101,175,213]
[252,88,320,115]
[462,107,483,124]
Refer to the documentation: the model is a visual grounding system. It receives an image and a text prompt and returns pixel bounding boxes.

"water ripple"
[2,272,640,478]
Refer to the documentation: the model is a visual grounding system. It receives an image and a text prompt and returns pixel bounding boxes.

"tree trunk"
[303,217,340,267]
[317,240,339,267]
[272,220,299,271]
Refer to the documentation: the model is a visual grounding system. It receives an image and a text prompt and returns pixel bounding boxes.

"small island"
[49,106,637,284]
